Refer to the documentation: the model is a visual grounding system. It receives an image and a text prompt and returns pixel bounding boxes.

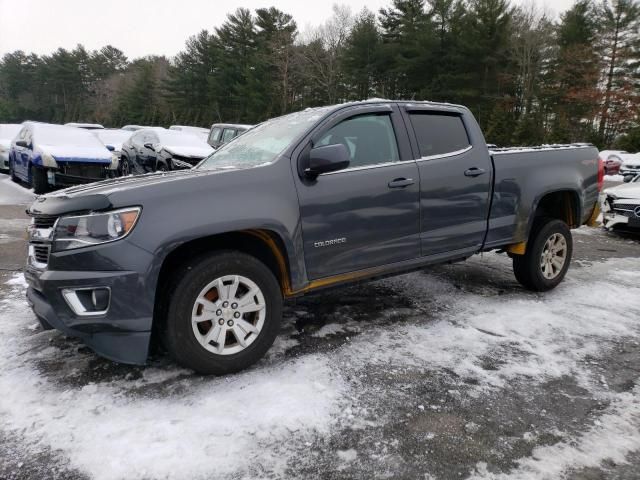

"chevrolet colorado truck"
[25,101,602,374]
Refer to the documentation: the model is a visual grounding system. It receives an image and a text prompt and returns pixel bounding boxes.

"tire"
[513,218,573,292]
[9,159,19,183]
[119,156,131,177]
[31,165,49,194]
[163,251,282,375]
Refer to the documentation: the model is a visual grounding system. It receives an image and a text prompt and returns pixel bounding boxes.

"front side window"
[409,112,470,158]
[209,127,221,144]
[315,114,399,169]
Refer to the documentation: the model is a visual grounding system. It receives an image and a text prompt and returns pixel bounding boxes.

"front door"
[294,106,421,280]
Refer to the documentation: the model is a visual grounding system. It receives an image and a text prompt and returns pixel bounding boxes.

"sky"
[0,0,576,60]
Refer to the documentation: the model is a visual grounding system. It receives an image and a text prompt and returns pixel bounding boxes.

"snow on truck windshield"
[197,107,332,170]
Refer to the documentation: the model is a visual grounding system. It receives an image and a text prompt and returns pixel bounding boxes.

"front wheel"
[163,251,282,375]
[31,165,49,194]
[513,219,573,292]
[119,156,131,176]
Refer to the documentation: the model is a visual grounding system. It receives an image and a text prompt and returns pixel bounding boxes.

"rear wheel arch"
[530,189,581,231]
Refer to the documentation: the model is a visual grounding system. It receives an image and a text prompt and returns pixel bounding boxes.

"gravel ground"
[1,174,639,480]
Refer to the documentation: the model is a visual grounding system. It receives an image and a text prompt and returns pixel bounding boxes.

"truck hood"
[28,168,236,216]
[163,145,213,158]
[39,144,112,164]
[604,182,640,200]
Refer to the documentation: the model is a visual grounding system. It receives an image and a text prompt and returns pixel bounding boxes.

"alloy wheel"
[191,275,266,355]
[540,233,567,280]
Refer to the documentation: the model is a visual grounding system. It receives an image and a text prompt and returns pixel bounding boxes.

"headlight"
[53,207,141,251]
[109,153,120,170]
[41,152,58,168]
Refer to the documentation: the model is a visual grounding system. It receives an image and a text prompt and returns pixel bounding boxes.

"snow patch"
[471,387,640,479]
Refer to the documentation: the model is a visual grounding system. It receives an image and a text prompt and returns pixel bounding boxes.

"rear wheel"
[163,251,282,375]
[31,165,49,194]
[513,219,573,291]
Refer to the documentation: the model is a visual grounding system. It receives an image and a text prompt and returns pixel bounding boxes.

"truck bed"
[484,144,600,249]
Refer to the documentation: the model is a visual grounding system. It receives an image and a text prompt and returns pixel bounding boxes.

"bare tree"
[297,4,354,104]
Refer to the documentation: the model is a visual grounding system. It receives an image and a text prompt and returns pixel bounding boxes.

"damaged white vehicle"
[602,174,640,231]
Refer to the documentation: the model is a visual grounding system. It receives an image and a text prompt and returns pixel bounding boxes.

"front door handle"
[464,167,487,177]
[388,178,415,189]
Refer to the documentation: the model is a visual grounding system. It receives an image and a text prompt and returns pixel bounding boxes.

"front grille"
[32,244,50,264]
[31,214,59,229]
[59,163,106,179]
[613,204,640,218]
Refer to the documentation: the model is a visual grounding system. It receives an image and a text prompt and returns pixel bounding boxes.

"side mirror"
[623,175,635,183]
[15,140,28,148]
[305,144,350,179]
[105,144,115,152]
[143,142,155,151]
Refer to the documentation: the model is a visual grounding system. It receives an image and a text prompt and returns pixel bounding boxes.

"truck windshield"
[197,107,331,170]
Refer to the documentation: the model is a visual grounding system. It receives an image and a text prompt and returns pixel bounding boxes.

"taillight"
[597,156,604,191]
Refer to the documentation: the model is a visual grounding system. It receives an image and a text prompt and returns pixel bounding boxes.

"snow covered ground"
[0,174,35,205]
[1,246,640,479]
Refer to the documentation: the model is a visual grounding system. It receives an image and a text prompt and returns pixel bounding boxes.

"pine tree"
[597,0,640,145]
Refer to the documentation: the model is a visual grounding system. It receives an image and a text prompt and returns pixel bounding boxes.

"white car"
[0,124,22,171]
[618,153,640,177]
[93,129,133,157]
[601,174,640,231]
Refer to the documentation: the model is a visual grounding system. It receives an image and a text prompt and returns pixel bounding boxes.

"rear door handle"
[464,167,486,177]
[388,178,415,189]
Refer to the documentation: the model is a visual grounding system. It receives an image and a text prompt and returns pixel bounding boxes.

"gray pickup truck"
[25,100,602,374]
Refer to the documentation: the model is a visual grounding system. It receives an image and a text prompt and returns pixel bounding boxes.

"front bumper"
[24,240,157,365]
[602,202,640,231]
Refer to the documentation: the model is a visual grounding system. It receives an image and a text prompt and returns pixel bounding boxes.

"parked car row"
[120,128,213,174]
[599,149,640,177]
[0,120,254,193]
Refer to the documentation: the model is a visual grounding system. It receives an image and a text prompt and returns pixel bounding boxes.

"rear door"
[221,128,237,145]
[294,105,421,279]
[402,106,492,257]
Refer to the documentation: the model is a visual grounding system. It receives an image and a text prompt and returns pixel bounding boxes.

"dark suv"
[207,123,252,149]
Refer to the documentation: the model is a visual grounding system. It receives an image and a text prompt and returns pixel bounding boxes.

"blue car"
[9,122,118,194]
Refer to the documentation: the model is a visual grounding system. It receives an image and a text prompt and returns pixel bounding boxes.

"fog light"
[62,287,111,316]
[91,288,110,311]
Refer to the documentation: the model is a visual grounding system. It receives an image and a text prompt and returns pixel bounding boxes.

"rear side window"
[409,113,470,158]
[221,128,236,143]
